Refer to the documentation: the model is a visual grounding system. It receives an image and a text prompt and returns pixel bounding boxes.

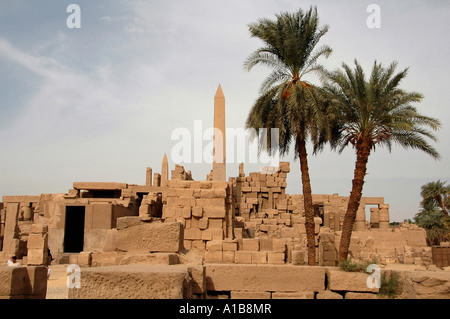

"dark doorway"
[313,204,324,225]
[64,206,85,253]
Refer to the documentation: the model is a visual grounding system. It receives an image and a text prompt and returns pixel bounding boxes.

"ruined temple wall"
[162,180,231,251]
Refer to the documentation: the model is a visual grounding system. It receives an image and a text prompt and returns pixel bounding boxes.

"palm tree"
[321,59,441,262]
[420,180,449,217]
[415,201,449,245]
[244,7,332,265]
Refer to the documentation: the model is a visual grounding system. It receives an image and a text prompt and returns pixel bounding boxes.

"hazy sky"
[1,0,449,222]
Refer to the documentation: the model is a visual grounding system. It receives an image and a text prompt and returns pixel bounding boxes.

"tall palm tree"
[415,201,449,245]
[420,180,449,217]
[321,59,441,262]
[244,7,332,265]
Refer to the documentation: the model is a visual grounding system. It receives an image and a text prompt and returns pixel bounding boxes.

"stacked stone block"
[163,180,230,251]
[231,162,291,239]
[26,224,49,266]
[203,237,294,265]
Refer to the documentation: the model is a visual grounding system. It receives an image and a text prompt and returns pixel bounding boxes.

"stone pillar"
[161,154,169,187]
[379,204,390,229]
[323,202,332,229]
[26,224,49,266]
[23,206,32,221]
[239,162,245,177]
[319,230,337,266]
[354,205,366,231]
[334,211,341,232]
[153,173,161,187]
[212,84,226,181]
[146,167,153,186]
[370,207,380,228]
[2,203,20,255]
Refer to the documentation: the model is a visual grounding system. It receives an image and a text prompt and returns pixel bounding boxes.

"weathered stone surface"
[271,291,314,299]
[0,266,47,299]
[345,292,379,299]
[68,265,192,299]
[327,269,379,293]
[316,290,343,299]
[205,264,325,292]
[116,216,143,230]
[230,290,271,299]
[0,267,29,297]
[73,182,127,190]
[399,271,450,299]
[116,222,183,253]
[118,253,180,266]
[26,266,48,299]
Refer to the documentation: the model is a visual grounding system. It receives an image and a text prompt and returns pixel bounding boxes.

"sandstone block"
[27,249,48,266]
[316,290,343,299]
[291,250,305,265]
[241,238,259,251]
[267,252,285,264]
[272,291,314,299]
[205,250,223,263]
[272,239,286,252]
[26,266,48,299]
[68,265,193,299]
[259,238,273,251]
[203,207,226,219]
[186,265,205,295]
[192,206,203,218]
[30,223,48,234]
[251,251,268,264]
[78,252,93,267]
[222,251,235,263]
[231,291,271,299]
[182,207,191,219]
[0,266,47,299]
[206,240,223,251]
[196,198,225,207]
[327,269,379,293]
[116,222,183,253]
[205,264,325,292]
[234,251,252,264]
[199,217,208,230]
[0,267,30,297]
[201,229,213,241]
[27,233,48,250]
[184,227,203,241]
[211,228,224,240]
[222,240,238,251]
[116,216,143,230]
[345,292,378,299]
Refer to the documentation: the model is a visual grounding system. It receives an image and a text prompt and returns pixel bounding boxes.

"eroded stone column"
[379,204,390,229]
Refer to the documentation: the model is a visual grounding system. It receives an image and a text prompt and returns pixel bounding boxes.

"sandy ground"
[46,264,69,299]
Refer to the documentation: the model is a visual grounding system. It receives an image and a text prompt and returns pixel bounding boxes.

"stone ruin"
[0,85,446,299]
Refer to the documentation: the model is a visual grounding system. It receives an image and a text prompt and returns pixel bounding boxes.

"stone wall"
[0,266,47,299]
[162,180,232,251]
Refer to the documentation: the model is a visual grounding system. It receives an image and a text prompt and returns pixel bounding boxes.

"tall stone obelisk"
[161,153,169,187]
[212,84,226,181]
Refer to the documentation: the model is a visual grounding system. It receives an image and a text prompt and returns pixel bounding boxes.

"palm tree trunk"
[435,197,449,217]
[297,137,316,265]
[338,139,371,262]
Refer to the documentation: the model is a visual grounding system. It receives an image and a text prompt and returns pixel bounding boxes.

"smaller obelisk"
[161,153,169,187]
[212,84,226,181]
